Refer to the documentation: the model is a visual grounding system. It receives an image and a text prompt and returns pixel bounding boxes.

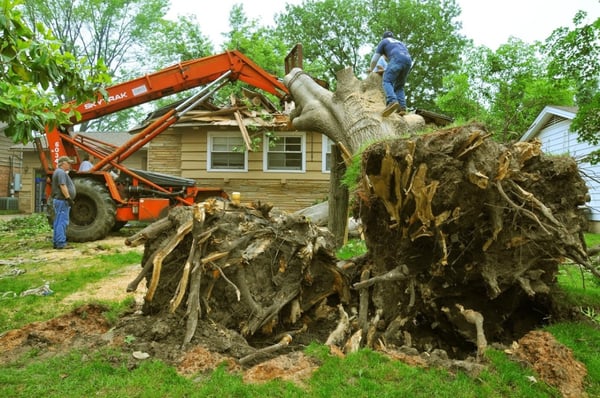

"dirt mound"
[510,330,588,398]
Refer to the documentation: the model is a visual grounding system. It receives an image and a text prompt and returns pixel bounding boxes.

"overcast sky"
[167,0,600,50]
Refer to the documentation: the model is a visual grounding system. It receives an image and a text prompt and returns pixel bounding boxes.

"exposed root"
[238,334,293,365]
[325,304,350,347]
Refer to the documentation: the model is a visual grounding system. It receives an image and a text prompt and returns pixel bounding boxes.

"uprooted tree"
[124,66,598,362]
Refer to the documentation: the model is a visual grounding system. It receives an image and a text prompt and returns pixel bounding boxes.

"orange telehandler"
[36,50,289,242]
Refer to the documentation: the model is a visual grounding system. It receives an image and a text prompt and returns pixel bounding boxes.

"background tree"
[275,0,468,110]
[21,0,173,132]
[204,4,291,108]
[0,0,109,144]
[146,14,214,68]
[274,0,371,87]
[545,11,600,161]
[484,38,574,141]
[437,38,575,141]
[368,0,468,111]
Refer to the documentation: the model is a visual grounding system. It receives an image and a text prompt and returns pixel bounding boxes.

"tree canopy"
[2,0,598,147]
[274,0,468,110]
[545,11,600,161]
[0,0,110,144]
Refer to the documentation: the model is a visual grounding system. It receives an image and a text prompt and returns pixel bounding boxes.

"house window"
[322,135,334,173]
[208,134,247,171]
[264,133,305,172]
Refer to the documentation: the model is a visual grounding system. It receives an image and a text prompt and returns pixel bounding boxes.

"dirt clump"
[510,330,588,398]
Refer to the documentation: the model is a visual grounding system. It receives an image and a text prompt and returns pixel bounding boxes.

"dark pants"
[382,54,412,108]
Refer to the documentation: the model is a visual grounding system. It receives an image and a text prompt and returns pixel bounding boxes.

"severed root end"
[456,304,487,361]
[325,304,350,347]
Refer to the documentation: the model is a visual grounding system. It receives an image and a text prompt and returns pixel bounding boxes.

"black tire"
[66,178,116,242]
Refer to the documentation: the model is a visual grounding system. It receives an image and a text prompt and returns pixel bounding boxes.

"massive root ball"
[356,122,591,356]
[127,201,350,351]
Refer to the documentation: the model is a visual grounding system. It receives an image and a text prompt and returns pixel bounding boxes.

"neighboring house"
[11,132,147,214]
[0,123,22,210]
[520,105,600,232]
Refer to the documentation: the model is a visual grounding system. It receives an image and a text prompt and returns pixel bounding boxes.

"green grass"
[584,232,600,249]
[556,264,600,304]
[546,322,600,397]
[0,214,143,333]
[0,215,599,397]
[0,345,567,397]
[0,250,142,333]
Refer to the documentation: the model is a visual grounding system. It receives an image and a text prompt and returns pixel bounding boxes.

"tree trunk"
[328,144,349,249]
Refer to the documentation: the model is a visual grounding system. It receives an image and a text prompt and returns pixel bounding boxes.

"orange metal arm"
[73,50,289,122]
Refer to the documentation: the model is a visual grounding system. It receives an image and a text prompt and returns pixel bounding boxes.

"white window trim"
[263,132,306,173]
[322,135,333,173]
[207,132,248,172]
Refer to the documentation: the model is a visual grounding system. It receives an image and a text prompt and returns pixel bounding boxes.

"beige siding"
[147,130,182,176]
[0,135,23,197]
[173,127,331,211]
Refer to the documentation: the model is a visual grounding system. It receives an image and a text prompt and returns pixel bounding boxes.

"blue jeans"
[382,54,412,108]
[53,199,70,248]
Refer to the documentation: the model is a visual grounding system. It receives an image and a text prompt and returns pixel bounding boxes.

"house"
[138,98,332,212]
[0,123,22,211]
[520,105,600,232]
[10,132,148,214]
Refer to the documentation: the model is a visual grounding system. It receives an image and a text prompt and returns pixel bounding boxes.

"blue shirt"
[371,37,411,65]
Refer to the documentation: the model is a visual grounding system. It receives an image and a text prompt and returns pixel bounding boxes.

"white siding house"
[520,105,600,231]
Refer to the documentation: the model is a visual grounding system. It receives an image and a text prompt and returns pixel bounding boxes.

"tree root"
[352,265,409,289]
[456,304,487,362]
[325,304,350,346]
[238,334,293,365]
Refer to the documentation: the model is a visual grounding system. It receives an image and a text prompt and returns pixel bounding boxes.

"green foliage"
[0,213,50,236]
[209,4,289,108]
[145,14,214,68]
[340,151,362,192]
[372,0,468,111]
[0,0,110,143]
[336,239,367,260]
[21,0,173,132]
[436,73,484,122]
[275,0,468,110]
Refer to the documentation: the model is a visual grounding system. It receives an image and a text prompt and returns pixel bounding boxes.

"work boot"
[398,107,407,116]
[382,102,400,117]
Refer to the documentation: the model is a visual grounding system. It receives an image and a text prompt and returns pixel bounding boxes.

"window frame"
[322,135,334,173]
[263,132,306,173]
[207,132,248,172]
